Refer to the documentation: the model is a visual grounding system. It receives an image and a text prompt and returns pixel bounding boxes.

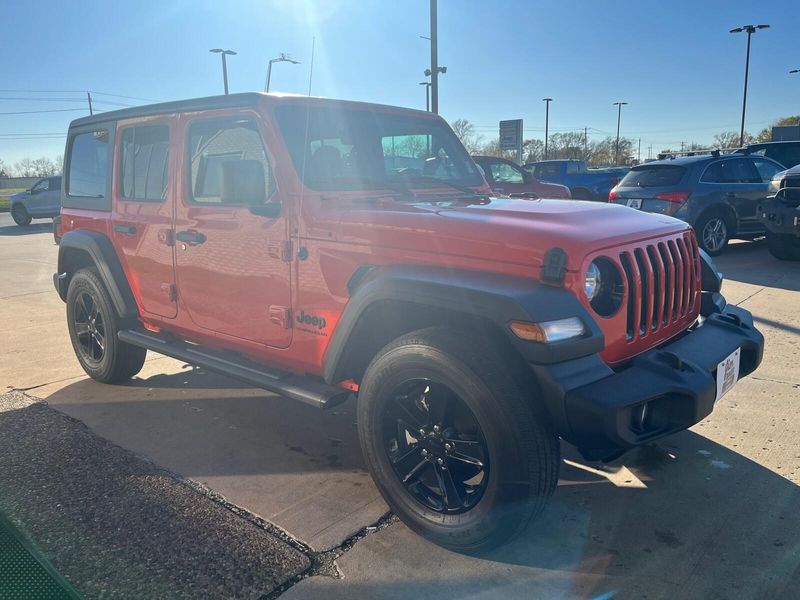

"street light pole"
[730,24,769,147]
[210,48,237,95]
[430,0,439,114]
[542,98,552,159]
[264,53,301,93]
[419,81,431,112]
[613,101,628,165]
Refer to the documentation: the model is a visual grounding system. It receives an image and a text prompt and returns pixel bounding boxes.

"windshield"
[275,105,483,191]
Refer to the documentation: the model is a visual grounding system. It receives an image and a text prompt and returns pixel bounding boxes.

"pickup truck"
[524,159,627,201]
[760,164,800,260]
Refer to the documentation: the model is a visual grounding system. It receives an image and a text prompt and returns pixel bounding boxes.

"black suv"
[610,153,784,255]
[759,164,800,260]
[735,141,800,169]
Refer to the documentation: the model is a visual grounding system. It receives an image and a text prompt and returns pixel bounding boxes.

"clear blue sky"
[2,0,799,165]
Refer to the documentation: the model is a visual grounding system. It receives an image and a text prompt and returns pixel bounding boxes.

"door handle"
[175,230,207,244]
[113,224,137,235]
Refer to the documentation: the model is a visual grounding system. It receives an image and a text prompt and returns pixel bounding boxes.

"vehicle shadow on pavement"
[0,223,53,237]
[467,433,800,598]
[716,241,800,292]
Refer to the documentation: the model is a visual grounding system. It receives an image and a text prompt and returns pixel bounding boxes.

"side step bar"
[118,329,351,409]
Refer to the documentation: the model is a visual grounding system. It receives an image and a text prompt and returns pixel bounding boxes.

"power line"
[0,108,86,116]
[0,89,161,102]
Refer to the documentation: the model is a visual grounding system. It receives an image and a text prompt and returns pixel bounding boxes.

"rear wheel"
[66,268,146,383]
[766,231,800,261]
[696,211,731,255]
[358,327,560,552]
[11,204,32,226]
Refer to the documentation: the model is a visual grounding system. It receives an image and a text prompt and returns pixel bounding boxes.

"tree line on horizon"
[0,156,62,179]
[450,115,800,166]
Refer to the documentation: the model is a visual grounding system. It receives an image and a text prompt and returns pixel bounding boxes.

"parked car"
[9,176,62,226]
[734,140,800,169]
[523,159,627,201]
[759,164,800,260]
[54,93,762,551]
[472,155,571,199]
[609,152,785,255]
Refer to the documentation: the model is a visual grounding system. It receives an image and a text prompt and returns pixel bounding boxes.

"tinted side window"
[120,125,170,201]
[533,163,560,180]
[751,158,782,182]
[188,118,273,204]
[490,161,524,183]
[701,159,760,184]
[68,130,109,197]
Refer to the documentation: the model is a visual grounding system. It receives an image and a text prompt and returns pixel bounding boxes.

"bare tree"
[0,158,9,178]
[450,118,483,154]
[14,158,35,177]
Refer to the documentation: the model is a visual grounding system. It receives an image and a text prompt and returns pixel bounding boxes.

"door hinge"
[164,283,178,302]
[269,306,292,329]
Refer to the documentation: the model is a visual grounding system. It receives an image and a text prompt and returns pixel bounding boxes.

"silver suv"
[9,176,62,226]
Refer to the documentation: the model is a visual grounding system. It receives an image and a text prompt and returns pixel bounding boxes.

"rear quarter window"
[63,125,114,210]
[619,165,686,187]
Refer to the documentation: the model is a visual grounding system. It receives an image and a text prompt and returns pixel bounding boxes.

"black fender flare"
[55,230,139,320]
[322,264,604,384]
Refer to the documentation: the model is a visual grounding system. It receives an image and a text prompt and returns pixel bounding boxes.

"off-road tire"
[766,231,800,261]
[11,204,32,226]
[358,327,560,552]
[66,268,146,383]
[696,210,732,256]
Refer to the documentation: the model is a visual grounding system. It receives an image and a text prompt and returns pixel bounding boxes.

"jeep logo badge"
[296,310,326,330]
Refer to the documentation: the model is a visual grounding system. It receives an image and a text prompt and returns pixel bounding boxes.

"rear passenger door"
[112,118,177,319]
[44,177,62,214]
[700,157,764,231]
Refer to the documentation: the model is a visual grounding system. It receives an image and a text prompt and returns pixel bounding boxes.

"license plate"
[626,199,642,209]
[715,348,741,401]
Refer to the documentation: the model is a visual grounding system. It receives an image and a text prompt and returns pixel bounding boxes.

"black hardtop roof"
[68,92,435,129]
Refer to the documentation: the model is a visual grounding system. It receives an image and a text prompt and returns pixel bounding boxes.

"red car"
[472,155,571,199]
[55,93,762,552]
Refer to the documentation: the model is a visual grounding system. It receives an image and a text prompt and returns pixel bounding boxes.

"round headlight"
[584,261,601,301]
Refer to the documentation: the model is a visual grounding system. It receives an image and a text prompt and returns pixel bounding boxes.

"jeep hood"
[334,196,691,272]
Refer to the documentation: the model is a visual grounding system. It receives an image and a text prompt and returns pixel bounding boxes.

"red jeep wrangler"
[54,93,763,551]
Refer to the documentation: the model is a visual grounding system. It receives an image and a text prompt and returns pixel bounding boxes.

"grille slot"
[618,233,700,343]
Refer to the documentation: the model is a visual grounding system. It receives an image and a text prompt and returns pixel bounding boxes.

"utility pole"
[429,0,439,114]
[542,98,552,159]
[680,141,685,153]
[87,92,93,115]
[613,101,628,165]
[648,144,652,160]
[584,127,588,159]
[638,138,641,163]
[730,24,769,147]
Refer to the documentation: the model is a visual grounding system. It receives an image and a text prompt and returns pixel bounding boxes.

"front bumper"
[532,297,763,460]
[759,196,800,236]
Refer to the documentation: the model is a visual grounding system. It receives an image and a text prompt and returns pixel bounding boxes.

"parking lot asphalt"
[1,211,799,599]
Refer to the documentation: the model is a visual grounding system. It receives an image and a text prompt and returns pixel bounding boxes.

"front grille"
[618,232,700,342]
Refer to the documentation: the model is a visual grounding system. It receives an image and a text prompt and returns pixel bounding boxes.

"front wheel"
[766,231,800,261]
[66,268,146,383]
[358,327,560,552]
[11,204,32,226]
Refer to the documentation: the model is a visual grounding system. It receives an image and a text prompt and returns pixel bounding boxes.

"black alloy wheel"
[383,379,489,514]
[72,291,106,365]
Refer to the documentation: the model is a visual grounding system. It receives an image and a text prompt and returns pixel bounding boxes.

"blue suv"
[609,153,784,254]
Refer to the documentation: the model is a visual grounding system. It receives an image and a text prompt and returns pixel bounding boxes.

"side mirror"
[220,160,281,218]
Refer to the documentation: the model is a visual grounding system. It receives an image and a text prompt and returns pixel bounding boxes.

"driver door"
[174,112,292,349]
[27,178,50,214]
